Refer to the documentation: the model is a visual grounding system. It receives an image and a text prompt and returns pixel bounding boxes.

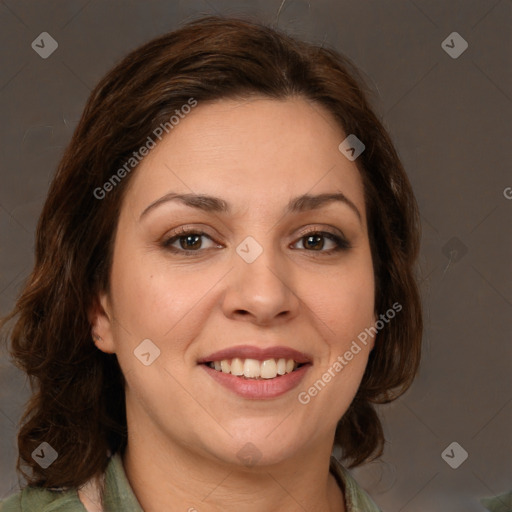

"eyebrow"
[139,191,362,222]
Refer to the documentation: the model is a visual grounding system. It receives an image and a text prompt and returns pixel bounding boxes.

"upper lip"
[197,345,313,364]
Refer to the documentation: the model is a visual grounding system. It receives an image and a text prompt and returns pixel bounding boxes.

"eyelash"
[161,226,351,256]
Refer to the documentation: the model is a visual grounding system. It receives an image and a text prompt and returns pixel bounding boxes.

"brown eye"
[178,233,202,250]
[303,234,325,251]
[162,230,219,253]
[293,231,350,253]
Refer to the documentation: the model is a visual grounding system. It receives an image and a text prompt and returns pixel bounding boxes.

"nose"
[221,242,300,326]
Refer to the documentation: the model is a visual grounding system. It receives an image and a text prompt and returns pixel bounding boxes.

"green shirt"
[0,454,381,511]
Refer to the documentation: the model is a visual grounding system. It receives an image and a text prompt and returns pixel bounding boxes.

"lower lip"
[200,364,311,399]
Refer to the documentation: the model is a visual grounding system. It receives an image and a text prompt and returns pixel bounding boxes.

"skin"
[90,97,376,512]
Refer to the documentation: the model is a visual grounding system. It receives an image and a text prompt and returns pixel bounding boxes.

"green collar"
[1,453,380,511]
[329,455,382,511]
[101,453,142,511]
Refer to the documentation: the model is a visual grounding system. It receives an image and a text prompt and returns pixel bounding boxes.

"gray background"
[1,1,511,510]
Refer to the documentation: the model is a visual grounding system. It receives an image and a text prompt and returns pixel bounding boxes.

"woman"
[1,15,422,511]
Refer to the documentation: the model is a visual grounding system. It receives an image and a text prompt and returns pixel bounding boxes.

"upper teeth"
[208,358,298,379]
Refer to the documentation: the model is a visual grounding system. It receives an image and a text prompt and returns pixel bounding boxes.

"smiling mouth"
[203,358,307,380]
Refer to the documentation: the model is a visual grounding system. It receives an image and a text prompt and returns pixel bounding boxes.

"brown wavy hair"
[1,15,422,488]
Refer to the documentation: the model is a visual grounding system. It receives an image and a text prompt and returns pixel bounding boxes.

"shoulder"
[0,486,86,512]
[0,452,138,512]
[329,456,382,512]
[481,490,512,511]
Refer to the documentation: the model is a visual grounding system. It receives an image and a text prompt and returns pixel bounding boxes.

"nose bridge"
[222,233,299,323]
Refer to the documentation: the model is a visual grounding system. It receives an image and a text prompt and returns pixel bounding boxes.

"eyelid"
[295,224,347,239]
[161,224,218,241]
[294,225,350,246]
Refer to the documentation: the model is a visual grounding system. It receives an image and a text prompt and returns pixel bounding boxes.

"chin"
[205,433,303,469]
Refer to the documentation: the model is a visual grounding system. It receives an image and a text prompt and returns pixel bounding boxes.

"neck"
[122,430,345,512]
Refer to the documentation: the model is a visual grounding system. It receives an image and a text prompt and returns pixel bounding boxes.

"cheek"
[306,260,375,346]
[297,268,375,421]
[109,249,223,344]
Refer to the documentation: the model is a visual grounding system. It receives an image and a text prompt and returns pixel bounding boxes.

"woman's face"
[92,97,376,467]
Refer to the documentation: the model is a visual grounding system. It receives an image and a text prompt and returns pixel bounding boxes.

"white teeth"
[208,357,300,379]
[243,359,261,378]
[260,359,277,379]
[231,358,244,376]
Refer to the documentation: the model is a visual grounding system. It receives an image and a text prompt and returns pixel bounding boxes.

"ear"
[88,291,116,354]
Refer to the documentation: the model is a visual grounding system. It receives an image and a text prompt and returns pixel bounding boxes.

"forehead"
[122,97,367,223]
